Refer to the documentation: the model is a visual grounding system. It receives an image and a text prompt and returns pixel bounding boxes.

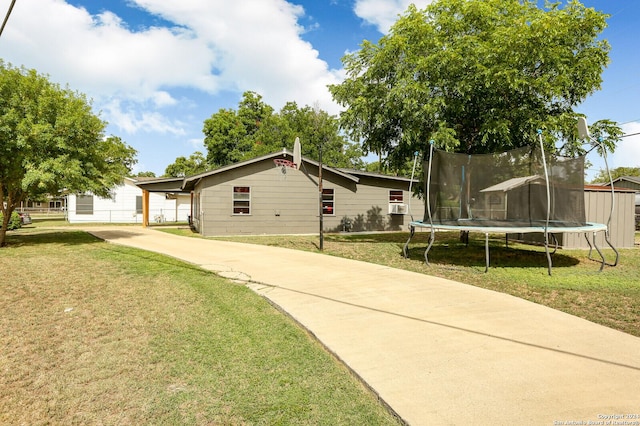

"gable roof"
[181,149,359,191]
[480,175,545,193]
[610,175,640,186]
[134,149,423,193]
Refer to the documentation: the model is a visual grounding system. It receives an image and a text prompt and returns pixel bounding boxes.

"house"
[67,177,190,224]
[137,149,424,236]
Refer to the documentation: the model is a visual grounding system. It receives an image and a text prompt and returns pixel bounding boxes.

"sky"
[1,0,638,180]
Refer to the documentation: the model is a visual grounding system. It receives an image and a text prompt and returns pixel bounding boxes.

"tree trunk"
[0,209,11,247]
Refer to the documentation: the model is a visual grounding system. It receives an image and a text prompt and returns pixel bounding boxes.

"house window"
[136,196,143,214]
[322,188,335,215]
[389,190,404,203]
[233,186,251,215]
[76,195,94,215]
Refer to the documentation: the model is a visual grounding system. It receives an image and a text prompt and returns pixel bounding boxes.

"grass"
[0,228,400,425]
[161,227,640,338]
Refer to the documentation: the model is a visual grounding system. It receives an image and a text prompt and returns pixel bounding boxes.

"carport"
[134,177,189,227]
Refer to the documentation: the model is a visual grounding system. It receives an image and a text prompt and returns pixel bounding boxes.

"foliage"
[163,151,208,177]
[330,0,615,169]
[132,171,156,178]
[0,211,21,230]
[202,91,364,169]
[0,61,137,246]
[591,166,640,184]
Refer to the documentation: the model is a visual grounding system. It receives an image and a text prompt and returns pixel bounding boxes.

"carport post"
[142,189,150,227]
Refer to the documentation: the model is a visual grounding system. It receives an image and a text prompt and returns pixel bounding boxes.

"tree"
[202,91,363,169]
[133,171,157,178]
[329,0,615,169]
[0,62,137,246]
[591,167,640,184]
[164,151,208,177]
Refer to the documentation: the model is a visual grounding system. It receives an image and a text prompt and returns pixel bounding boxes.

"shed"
[510,185,636,248]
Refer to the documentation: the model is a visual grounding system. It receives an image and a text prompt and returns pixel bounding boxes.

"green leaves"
[201,91,363,169]
[330,0,615,160]
[0,61,137,244]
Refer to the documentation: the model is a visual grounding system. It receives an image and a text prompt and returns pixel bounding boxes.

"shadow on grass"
[405,242,581,269]
[5,230,102,248]
[329,231,582,269]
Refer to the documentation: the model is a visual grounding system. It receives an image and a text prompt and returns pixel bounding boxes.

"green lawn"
[161,227,640,338]
[0,229,400,425]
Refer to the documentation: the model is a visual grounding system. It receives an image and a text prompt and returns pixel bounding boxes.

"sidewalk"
[88,226,640,425]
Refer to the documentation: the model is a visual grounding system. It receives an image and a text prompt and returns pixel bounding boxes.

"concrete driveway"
[87,226,640,425]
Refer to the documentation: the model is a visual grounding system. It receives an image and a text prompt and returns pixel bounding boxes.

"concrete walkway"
[87,226,640,425]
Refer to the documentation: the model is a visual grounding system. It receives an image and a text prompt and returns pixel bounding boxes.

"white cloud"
[130,0,343,113]
[610,122,640,169]
[3,0,345,135]
[104,100,186,135]
[353,0,434,33]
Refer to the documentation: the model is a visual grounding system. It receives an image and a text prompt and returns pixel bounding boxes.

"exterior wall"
[193,159,424,236]
[559,189,635,249]
[611,179,640,229]
[68,179,190,224]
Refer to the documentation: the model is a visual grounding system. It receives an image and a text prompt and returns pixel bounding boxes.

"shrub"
[0,211,22,230]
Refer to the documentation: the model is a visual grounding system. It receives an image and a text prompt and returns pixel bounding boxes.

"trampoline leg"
[592,232,606,272]
[403,225,415,259]
[424,230,435,266]
[604,231,619,267]
[544,233,552,276]
[484,233,489,273]
[584,233,594,259]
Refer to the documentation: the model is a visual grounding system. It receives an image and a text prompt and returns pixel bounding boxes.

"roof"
[181,149,359,191]
[336,168,418,183]
[133,149,424,193]
[610,175,640,186]
[480,175,544,193]
[133,176,186,193]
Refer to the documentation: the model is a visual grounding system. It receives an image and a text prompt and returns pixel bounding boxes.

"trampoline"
[403,130,618,275]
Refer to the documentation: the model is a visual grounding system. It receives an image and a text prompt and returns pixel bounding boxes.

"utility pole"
[318,138,324,251]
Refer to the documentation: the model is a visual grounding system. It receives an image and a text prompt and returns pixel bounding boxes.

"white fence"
[67,208,190,224]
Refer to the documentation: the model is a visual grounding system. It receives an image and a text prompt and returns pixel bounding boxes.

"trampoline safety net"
[424,145,587,228]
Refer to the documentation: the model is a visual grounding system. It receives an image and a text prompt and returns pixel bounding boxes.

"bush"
[0,211,22,230]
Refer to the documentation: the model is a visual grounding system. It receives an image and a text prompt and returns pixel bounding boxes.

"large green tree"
[330,0,615,168]
[202,91,363,169]
[591,166,640,184]
[0,62,136,246]
[164,151,208,177]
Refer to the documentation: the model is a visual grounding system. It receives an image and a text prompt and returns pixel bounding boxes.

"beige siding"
[561,189,635,249]
[195,159,424,236]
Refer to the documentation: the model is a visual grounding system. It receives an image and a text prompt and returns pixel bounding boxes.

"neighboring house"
[67,177,190,224]
[140,149,424,237]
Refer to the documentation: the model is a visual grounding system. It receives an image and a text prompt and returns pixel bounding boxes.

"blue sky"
[1,0,638,179]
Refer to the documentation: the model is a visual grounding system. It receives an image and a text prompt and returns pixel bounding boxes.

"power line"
[622,132,640,138]
[0,0,17,38]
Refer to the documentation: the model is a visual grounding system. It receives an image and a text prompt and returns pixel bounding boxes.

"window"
[322,188,334,215]
[136,196,143,214]
[389,190,404,203]
[76,195,94,215]
[233,186,251,215]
